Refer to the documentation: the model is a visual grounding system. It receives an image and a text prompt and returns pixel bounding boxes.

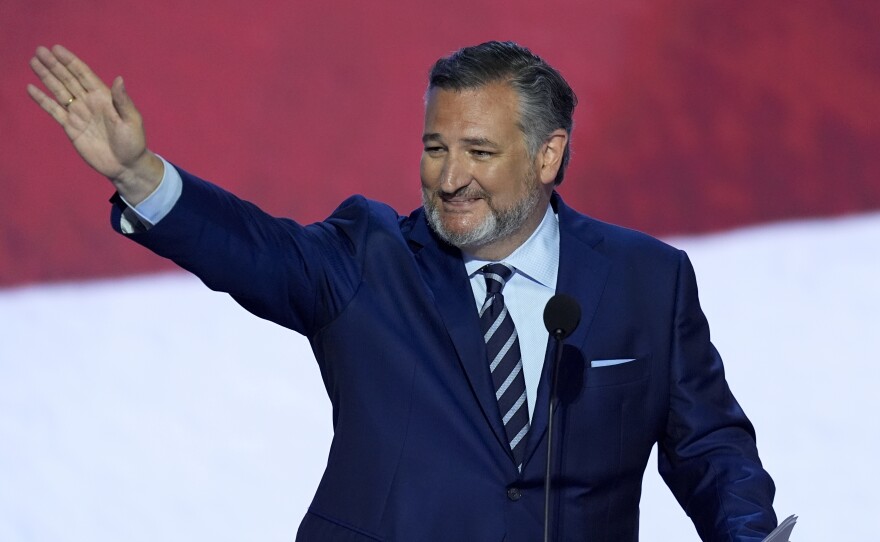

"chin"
[427,210,497,251]
[439,215,482,237]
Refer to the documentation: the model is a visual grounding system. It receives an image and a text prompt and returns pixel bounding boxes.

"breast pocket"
[585,355,650,388]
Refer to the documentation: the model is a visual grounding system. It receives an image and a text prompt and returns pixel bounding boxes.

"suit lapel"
[406,213,512,457]
[404,196,611,470]
[522,194,611,466]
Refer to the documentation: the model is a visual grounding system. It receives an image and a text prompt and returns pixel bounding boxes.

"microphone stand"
[544,329,565,542]
[541,293,580,542]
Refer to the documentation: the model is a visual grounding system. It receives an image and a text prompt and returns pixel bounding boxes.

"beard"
[422,173,543,252]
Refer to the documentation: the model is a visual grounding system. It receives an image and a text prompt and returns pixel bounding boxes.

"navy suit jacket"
[114,167,776,541]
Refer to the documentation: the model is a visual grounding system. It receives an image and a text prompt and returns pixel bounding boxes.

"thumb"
[111,76,139,122]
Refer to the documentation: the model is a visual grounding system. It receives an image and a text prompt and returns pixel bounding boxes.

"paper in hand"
[761,514,797,542]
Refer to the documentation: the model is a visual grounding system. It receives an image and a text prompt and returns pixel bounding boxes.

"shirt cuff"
[119,155,183,233]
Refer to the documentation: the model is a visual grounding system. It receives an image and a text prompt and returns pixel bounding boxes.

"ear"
[537,129,569,186]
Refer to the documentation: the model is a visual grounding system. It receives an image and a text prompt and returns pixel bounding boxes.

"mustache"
[428,186,490,201]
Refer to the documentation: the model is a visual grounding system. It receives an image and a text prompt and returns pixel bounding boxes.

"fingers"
[52,45,104,93]
[30,49,76,106]
[34,45,87,100]
[26,83,67,125]
[30,45,107,110]
[110,76,139,123]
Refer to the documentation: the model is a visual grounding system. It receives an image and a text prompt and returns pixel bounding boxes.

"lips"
[440,197,484,212]
[439,189,487,204]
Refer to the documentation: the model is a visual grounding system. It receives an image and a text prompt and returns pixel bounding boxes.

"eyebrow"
[421,133,500,148]
[460,137,499,148]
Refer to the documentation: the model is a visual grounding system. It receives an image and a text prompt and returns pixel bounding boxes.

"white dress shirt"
[463,205,559,420]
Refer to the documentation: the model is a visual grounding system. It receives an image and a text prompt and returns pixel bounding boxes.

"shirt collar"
[463,204,559,290]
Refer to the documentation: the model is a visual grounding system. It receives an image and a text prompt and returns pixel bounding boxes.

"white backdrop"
[2,211,879,541]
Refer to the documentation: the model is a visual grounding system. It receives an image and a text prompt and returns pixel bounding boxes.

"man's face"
[420,83,551,259]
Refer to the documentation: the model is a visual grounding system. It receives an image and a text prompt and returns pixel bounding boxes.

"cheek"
[419,156,435,189]
[478,165,517,199]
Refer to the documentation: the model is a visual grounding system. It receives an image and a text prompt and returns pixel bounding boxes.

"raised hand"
[28,45,163,204]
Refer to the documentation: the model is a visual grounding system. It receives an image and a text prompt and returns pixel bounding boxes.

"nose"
[439,153,472,194]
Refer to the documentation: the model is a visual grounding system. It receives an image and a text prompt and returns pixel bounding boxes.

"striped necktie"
[480,263,530,469]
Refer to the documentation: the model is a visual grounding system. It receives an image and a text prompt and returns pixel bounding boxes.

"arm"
[659,251,777,542]
[28,45,365,336]
[27,44,162,204]
[111,166,367,335]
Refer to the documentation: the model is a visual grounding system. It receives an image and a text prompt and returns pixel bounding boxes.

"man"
[29,41,776,541]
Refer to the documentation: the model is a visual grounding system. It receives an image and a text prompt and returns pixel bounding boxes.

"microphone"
[543,294,581,340]
[542,294,581,542]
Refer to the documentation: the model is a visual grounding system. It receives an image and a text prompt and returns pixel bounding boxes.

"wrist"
[111,151,164,205]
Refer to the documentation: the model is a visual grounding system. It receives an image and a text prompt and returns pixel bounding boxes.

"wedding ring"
[64,96,76,108]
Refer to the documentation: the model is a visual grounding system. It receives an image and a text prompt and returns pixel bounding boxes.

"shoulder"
[315,194,407,238]
[556,195,683,266]
[326,194,402,223]
[331,195,428,243]
[313,195,430,258]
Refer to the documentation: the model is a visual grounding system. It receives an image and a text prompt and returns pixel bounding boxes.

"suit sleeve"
[111,165,371,336]
[658,251,777,542]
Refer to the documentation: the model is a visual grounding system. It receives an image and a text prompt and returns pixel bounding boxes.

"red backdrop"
[2,0,878,286]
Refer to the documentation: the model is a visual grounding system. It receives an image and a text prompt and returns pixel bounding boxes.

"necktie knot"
[482,263,514,295]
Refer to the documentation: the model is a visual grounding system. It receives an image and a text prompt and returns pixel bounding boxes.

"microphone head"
[543,294,582,339]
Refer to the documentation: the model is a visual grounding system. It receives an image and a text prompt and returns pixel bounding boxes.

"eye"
[470,149,494,158]
[423,146,445,154]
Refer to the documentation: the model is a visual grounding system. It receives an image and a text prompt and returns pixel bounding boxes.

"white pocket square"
[590,358,637,368]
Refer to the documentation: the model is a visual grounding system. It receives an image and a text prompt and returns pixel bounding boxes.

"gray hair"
[427,41,577,185]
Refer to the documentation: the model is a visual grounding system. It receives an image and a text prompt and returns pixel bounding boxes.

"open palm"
[28,45,161,201]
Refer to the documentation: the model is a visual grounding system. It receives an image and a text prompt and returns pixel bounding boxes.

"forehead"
[423,83,522,139]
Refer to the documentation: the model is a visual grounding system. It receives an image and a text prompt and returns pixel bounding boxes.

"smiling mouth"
[442,197,482,203]
[440,197,484,211]
[439,189,487,203]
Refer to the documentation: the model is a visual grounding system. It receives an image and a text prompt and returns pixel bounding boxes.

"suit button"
[507,487,522,501]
